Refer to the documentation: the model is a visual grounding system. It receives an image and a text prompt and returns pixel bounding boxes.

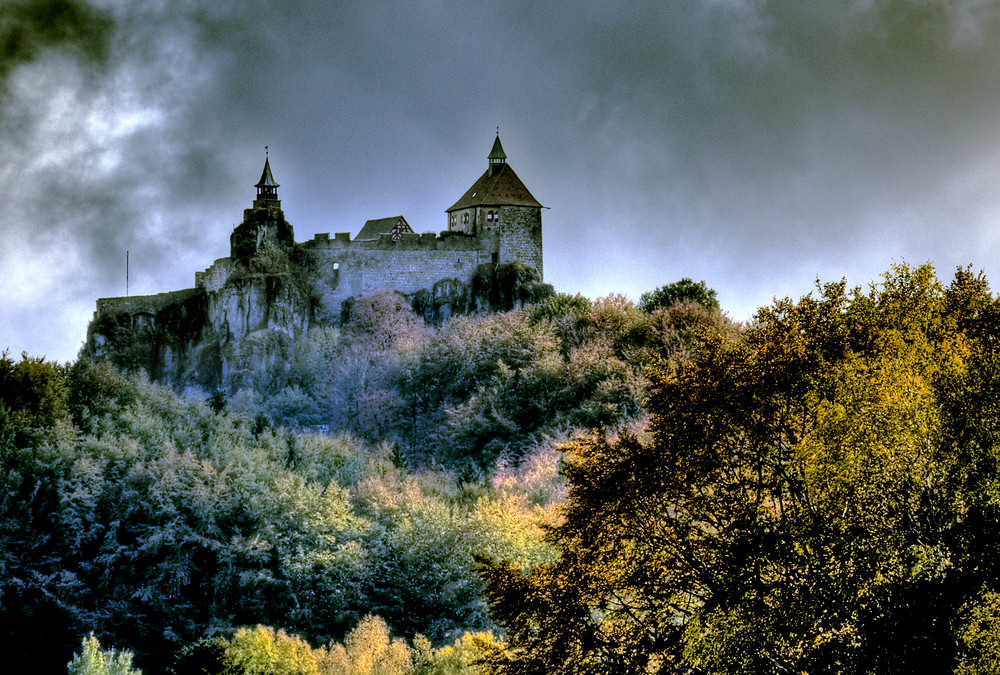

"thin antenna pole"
[126,250,129,297]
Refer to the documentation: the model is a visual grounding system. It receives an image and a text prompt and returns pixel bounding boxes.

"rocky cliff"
[84,252,550,395]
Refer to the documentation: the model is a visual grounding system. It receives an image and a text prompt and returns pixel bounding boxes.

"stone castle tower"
[84,133,550,392]
[446,133,544,275]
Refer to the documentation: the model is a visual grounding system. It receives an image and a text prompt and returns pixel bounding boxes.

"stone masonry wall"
[498,206,543,277]
[197,258,236,293]
[95,288,203,318]
[299,230,500,322]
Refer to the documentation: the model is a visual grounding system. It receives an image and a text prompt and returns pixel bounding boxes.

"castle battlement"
[301,228,494,252]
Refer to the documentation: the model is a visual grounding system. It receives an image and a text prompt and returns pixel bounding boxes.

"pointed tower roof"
[446,133,542,212]
[488,133,507,162]
[255,157,279,189]
[253,148,280,204]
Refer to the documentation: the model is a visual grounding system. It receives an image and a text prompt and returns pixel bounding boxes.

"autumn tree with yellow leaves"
[481,264,1000,674]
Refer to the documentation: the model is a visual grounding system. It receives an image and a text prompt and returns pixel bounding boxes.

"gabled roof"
[255,157,279,188]
[446,163,542,212]
[356,215,413,241]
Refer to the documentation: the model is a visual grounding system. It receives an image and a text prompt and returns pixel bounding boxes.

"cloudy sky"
[4,0,1000,363]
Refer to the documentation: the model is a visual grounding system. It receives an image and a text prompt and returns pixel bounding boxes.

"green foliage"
[956,592,1000,674]
[528,293,592,356]
[68,634,141,675]
[173,638,236,675]
[226,626,319,675]
[342,289,430,355]
[399,299,687,467]
[264,386,325,429]
[471,262,553,312]
[527,292,590,323]
[322,289,428,441]
[639,277,719,312]
[1,347,563,672]
[175,619,493,675]
[206,286,730,469]
[413,631,500,675]
[66,359,139,435]
[0,350,71,448]
[480,263,1000,673]
[1,282,738,671]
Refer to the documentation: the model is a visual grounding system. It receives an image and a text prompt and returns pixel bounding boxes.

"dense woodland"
[10,266,1000,673]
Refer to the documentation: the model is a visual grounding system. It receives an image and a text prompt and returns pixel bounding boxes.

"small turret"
[488,131,507,176]
[255,147,279,202]
[234,148,294,261]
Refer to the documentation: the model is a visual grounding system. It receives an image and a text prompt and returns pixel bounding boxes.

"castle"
[84,134,550,391]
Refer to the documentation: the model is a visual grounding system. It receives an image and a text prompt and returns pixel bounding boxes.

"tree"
[68,634,141,675]
[320,616,413,675]
[225,626,320,675]
[639,278,719,312]
[413,631,500,674]
[480,264,1000,673]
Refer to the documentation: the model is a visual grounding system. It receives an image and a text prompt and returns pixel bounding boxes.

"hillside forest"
[9,265,1000,673]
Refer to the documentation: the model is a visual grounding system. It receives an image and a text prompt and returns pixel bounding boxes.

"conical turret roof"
[255,157,279,189]
[488,133,507,162]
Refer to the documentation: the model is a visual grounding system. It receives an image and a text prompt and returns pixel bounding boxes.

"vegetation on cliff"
[15,266,1000,673]
[224,283,734,472]
[2,278,729,673]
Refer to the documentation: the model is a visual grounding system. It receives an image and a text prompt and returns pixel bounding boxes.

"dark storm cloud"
[0,0,112,83]
[5,0,1000,360]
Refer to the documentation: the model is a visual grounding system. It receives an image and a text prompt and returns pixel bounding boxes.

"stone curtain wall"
[95,288,203,318]
[300,231,499,322]
[197,258,236,293]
